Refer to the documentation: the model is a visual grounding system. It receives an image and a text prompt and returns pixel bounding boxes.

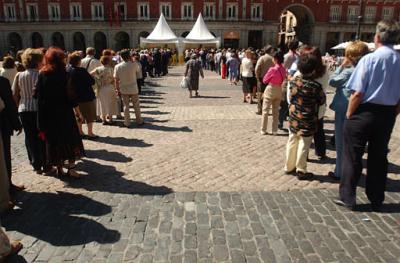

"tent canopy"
[140,14,179,47]
[183,13,220,47]
[331,41,391,51]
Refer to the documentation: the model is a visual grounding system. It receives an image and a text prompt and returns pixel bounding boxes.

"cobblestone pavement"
[3,66,400,262]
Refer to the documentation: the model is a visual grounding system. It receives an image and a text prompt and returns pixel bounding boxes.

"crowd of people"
[182,20,400,210]
[0,19,399,260]
[0,45,177,259]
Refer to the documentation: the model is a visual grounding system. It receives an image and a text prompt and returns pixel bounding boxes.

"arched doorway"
[8,32,23,52]
[223,31,240,48]
[31,32,43,48]
[114,31,130,51]
[73,32,86,51]
[278,4,314,47]
[94,32,107,58]
[138,31,149,45]
[181,31,190,38]
[52,32,65,50]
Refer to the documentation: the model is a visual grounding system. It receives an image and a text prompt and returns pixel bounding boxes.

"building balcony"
[329,16,341,23]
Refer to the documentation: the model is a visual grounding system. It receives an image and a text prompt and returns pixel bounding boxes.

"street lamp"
[356,0,363,40]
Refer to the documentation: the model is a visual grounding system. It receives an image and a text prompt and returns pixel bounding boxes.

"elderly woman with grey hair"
[184,53,204,98]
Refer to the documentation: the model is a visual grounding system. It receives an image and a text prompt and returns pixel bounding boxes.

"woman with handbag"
[260,49,286,135]
[67,52,98,139]
[35,47,85,178]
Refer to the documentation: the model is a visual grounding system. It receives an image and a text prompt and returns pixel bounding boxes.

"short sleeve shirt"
[346,45,400,106]
[114,61,140,95]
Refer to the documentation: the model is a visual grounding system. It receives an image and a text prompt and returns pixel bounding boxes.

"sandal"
[0,241,23,262]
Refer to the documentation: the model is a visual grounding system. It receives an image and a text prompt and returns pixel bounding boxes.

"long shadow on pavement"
[306,174,400,193]
[137,123,192,133]
[85,149,133,163]
[95,137,153,147]
[2,191,120,246]
[68,159,173,196]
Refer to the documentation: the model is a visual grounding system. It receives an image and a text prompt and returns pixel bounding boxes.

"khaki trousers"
[0,131,10,213]
[285,132,313,173]
[261,85,282,133]
[121,94,143,126]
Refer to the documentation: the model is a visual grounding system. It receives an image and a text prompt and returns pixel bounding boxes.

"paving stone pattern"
[3,66,400,262]
[4,190,400,263]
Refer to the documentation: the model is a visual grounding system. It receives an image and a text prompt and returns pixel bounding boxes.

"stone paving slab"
[4,190,400,263]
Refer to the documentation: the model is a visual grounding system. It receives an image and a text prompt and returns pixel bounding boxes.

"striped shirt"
[12,69,39,112]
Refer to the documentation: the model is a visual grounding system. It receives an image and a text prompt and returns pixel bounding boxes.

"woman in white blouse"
[240,50,256,103]
[12,48,48,174]
[91,56,118,125]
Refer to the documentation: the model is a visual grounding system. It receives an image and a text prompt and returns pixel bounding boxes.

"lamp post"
[356,0,363,40]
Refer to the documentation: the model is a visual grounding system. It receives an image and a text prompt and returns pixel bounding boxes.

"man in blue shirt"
[335,20,400,212]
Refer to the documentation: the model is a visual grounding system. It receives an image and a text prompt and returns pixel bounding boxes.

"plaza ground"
[3,66,400,262]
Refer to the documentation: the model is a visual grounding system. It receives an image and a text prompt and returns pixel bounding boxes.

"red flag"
[116,5,120,27]
[108,5,113,27]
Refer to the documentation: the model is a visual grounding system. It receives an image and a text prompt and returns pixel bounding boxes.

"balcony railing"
[0,16,268,23]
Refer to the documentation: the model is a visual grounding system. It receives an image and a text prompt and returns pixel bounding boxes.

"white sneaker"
[260,131,267,135]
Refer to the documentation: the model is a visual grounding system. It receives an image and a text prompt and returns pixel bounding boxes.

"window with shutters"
[27,4,38,22]
[182,3,193,20]
[70,3,82,21]
[160,3,171,19]
[114,2,127,20]
[227,3,238,21]
[364,6,376,24]
[138,2,149,20]
[92,3,104,21]
[382,7,394,21]
[4,4,17,22]
[203,3,215,20]
[49,3,61,21]
[251,4,262,21]
[347,5,360,23]
[329,5,341,23]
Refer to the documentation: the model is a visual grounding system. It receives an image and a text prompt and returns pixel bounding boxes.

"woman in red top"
[260,49,286,135]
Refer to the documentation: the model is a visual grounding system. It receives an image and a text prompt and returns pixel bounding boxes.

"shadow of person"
[388,162,400,175]
[142,110,170,115]
[138,123,192,133]
[95,137,153,147]
[195,95,230,99]
[354,203,400,213]
[1,191,120,247]
[140,89,166,96]
[139,100,164,105]
[65,159,173,196]
[85,149,133,163]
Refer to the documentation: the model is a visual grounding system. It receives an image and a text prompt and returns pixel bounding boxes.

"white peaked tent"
[183,13,220,47]
[140,14,179,47]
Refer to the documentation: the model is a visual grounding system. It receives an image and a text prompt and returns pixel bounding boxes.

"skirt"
[242,77,256,93]
[97,85,118,117]
[79,100,97,123]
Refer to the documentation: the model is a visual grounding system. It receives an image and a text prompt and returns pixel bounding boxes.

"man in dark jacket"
[0,76,23,195]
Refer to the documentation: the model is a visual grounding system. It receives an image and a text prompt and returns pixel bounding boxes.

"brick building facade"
[0,0,399,55]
